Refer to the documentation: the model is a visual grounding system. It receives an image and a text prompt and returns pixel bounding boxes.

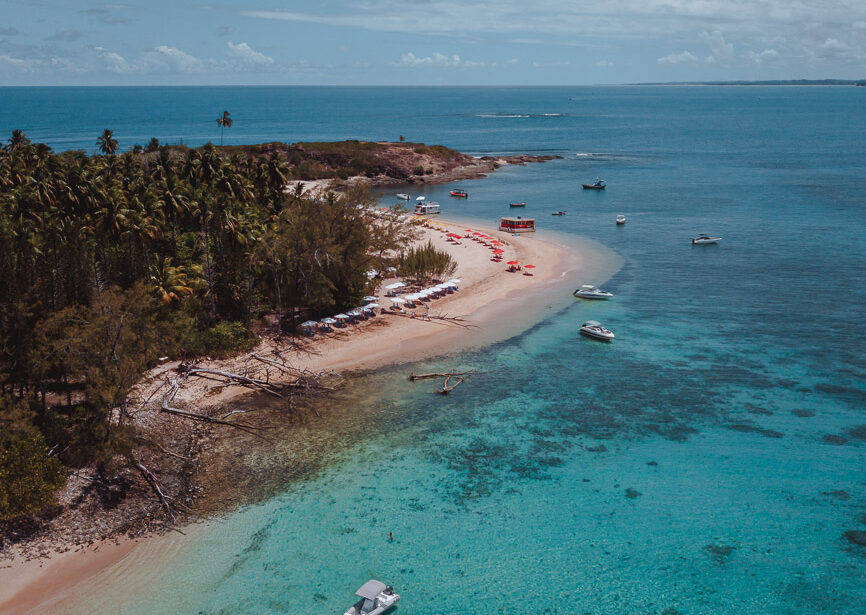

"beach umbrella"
[320,317,337,324]
[448,278,461,284]
[300,320,318,328]
[507,260,520,265]
[365,303,379,309]
[524,264,536,269]
[390,297,406,304]
[384,282,405,289]
[335,313,349,319]
[362,295,377,303]
[493,249,504,254]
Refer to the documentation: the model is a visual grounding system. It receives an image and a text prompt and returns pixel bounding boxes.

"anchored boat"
[343,580,400,615]
[414,201,441,216]
[509,202,526,207]
[449,189,468,198]
[616,214,626,225]
[580,320,615,341]
[582,177,606,190]
[573,285,614,300]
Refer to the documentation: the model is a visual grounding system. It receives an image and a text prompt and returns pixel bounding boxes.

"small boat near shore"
[573,285,614,300]
[396,193,410,200]
[692,234,721,245]
[509,202,526,207]
[343,580,400,615]
[582,178,605,190]
[449,189,468,198]
[552,210,567,216]
[616,214,626,225]
[580,320,615,341]
[414,201,440,215]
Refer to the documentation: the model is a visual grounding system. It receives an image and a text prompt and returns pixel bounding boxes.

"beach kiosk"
[499,216,536,233]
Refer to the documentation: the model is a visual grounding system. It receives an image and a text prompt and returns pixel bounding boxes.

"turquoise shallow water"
[11,86,864,613]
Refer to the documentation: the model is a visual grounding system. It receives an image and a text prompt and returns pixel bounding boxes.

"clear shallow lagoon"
[14,86,866,614]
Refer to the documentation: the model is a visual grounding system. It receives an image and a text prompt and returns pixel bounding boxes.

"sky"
[1,1,865,85]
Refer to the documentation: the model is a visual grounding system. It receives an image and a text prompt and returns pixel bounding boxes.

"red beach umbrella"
[524,264,536,269]
[493,249,504,254]
[507,260,520,265]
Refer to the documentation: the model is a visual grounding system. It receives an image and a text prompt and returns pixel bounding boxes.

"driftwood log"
[408,370,474,393]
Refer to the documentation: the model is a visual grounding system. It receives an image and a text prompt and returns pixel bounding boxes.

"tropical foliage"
[0,131,415,519]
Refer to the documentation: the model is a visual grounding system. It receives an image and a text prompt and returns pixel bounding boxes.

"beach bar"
[499,216,536,233]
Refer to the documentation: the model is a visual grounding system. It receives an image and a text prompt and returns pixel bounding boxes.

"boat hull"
[573,292,612,300]
[582,184,605,190]
[509,203,526,207]
[580,328,614,341]
[692,237,721,245]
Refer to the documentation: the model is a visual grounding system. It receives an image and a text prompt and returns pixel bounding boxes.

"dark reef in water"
[726,423,783,438]
[845,425,866,441]
[843,530,866,548]
[822,434,849,445]
[703,543,737,563]
[792,409,815,417]
[821,490,850,501]
[625,488,642,499]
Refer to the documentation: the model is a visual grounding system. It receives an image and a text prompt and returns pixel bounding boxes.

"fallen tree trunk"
[409,370,474,381]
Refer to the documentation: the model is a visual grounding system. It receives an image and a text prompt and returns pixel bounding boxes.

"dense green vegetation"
[399,240,457,280]
[0,131,415,520]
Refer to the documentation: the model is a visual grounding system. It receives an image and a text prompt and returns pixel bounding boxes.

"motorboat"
[573,285,614,300]
[396,193,410,200]
[414,201,441,215]
[616,214,626,225]
[582,177,605,190]
[343,580,400,615]
[580,320,615,341]
[692,234,721,245]
[449,189,468,198]
[509,202,526,207]
[552,210,567,216]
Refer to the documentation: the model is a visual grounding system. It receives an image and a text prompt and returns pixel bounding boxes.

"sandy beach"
[0,216,621,615]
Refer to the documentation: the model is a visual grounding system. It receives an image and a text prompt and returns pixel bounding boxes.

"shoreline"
[0,217,621,615]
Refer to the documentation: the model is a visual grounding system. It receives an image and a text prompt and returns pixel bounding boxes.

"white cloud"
[532,60,571,68]
[702,31,735,64]
[658,50,699,64]
[815,37,859,60]
[749,48,780,63]
[94,46,132,73]
[141,45,204,73]
[397,52,462,67]
[227,42,274,65]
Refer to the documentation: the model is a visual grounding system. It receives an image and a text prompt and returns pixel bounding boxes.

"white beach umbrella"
[390,297,406,304]
[384,282,406,290]
[362,295,377,303]
[447,279,461,284]
[320,317,337,324]
[334,313,349,320]
[365,303,379,309]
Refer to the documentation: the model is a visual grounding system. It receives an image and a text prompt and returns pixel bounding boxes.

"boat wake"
[474,113,564,119]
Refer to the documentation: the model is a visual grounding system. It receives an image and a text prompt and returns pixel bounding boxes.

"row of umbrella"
[300,302,381,334]
[389,279,461,307]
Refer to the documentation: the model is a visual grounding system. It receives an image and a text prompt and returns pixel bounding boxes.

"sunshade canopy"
[384,282,405,289]
[300,320,318,327]
[356,580,387,600]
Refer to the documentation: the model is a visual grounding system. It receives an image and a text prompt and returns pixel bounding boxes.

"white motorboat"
[573,285,614,300]
[616,214,626,225]
[692,234,721,245]
[396,193,410,200]
[343,580,400,615]
[580,320,615,341]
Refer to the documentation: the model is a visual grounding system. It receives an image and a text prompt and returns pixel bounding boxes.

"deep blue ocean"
[5,86,865,614]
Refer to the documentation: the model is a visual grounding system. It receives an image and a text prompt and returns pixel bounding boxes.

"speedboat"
[449,189,468,198]
[692,234,721,245]
[552,210,567,216]
[616,214,626,225]
[582,177,605,190]
[396,193,410,200]
[580,320,615,341]
[509,202,526,207]
[344,580,400,615]
[573,285,614,300]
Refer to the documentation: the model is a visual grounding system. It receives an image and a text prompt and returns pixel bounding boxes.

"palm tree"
[96,129,119,155]
[6,130,31,152]
[216,111,232,146]
[149,255,194,304]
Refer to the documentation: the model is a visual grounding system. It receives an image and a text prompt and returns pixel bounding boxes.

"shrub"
[413,165,425,175]
[203,321,258,356]
[399,240,457,280]
[0,429,66,521]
